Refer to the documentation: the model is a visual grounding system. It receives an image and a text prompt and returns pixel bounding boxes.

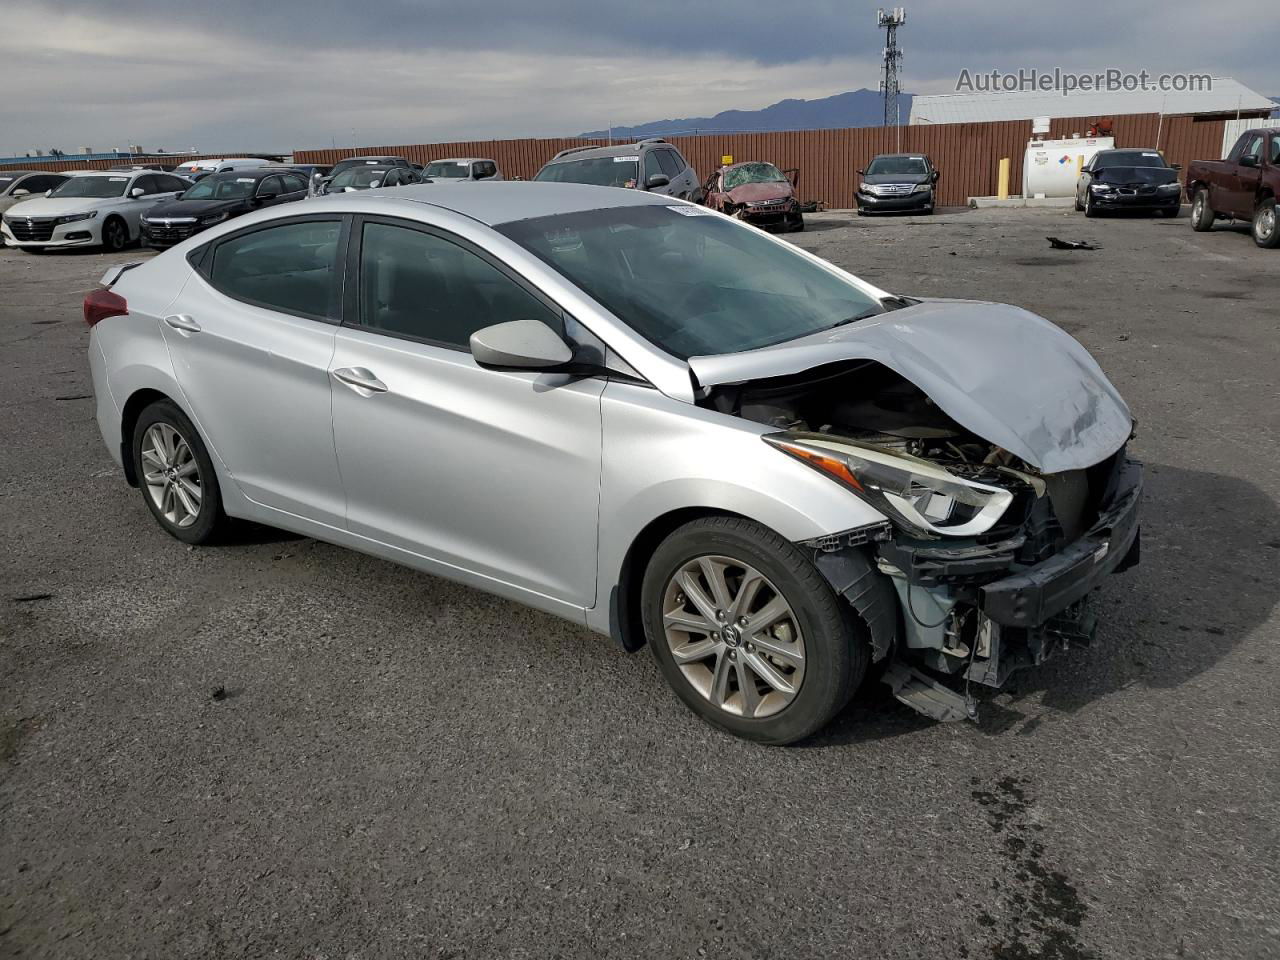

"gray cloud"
[4,0,1276,156]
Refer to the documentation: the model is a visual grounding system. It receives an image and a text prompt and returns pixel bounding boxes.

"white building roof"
[910,77,1275,125]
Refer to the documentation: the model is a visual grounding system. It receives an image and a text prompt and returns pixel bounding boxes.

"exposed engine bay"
[702,359,1143,721]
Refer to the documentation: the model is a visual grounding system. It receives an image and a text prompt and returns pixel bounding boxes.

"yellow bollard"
[998,157,1010,200]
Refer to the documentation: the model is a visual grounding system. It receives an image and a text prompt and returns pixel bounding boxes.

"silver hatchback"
[85,183,1141,743]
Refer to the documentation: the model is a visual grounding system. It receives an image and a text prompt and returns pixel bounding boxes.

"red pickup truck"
[1185,128,1280,247]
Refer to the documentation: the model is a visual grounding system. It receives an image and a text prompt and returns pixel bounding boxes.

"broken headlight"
[764,433,1015,538]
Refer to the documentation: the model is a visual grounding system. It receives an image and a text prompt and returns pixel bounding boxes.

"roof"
[203,168,289,180]
[430,157,493,164]
[910,77,1274,125]
[360,181,674,226]
[546,141,663,164]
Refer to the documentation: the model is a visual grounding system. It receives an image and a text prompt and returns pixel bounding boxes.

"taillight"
[83,288,128,327]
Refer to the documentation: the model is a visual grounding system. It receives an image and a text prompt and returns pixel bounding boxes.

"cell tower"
[877,7,906,128]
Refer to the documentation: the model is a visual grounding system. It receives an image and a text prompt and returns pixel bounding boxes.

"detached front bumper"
[861,456,1143,718]
[981,458,1141,628]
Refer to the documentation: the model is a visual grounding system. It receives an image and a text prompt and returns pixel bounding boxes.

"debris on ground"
[1046,236,1099,250]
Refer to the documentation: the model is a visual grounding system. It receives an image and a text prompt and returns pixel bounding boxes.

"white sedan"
[1,170,190,252]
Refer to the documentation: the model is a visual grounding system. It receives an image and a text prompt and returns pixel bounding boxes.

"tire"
[1251,198,1280,248]
[1190,188,1215,232]
[641,516,868,744]
[102,216,128,252]
[790,213,805,232]
[1083,191,1098,218]
[131,399,228,545]
[1074,193,1084,212]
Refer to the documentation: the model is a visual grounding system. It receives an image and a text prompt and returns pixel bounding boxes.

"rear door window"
[207,219,344,321]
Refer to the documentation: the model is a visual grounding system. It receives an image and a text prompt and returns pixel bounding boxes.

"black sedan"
[1075,149,1183,218]
[855,154,940,214]
[140,169,310,248]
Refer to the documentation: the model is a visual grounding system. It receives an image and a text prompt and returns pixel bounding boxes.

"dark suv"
[534,139,701,200]
[855,153,940,215]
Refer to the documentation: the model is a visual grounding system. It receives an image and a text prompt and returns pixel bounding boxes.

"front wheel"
[102,217,128,252]
[1252,198,1280,248]
[1084,191,1098,218]
[1190,189,1215,232]
[132,400,229,544]
[641,516,867,744]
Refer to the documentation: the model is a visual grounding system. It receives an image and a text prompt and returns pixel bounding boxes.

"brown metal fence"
[0,153,233,174]
[5,113,1236,207]
[294,113,1230,208]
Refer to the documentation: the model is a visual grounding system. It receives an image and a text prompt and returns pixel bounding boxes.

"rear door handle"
[332,366,388,395]
[163,314,201,334]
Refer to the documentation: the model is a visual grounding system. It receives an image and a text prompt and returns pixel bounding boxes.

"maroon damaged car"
[703,161,804,232]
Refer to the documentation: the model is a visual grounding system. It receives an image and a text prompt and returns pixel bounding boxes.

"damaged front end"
[692,302,1143,721]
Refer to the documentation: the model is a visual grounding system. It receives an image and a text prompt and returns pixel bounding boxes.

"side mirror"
[1240,155,1259,168]
[470,319,572,370]
[130,187,145,198]
[1171,163,1182,171]
[931,170,940,182]
[856,169,864,177]
[12,189,29,197]
[645,173,670,190]
[44,189,53,197]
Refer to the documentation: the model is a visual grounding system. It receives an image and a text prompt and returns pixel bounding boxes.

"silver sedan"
[84,183,1141,743]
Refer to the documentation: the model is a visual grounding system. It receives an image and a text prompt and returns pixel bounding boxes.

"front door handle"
[163,314,201,334]
[332,366,388,395]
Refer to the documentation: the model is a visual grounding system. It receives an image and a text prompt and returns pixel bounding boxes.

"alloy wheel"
[140,422,202,528]
[661,555,805,719]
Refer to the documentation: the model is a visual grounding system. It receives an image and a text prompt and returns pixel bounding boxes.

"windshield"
[0,177,17,194]
[182,176,257,200]
[498,205,883,359]
[722,163,788,190]
[865,156,928,176]
[426,161,470,178]
[329,167,388,190]
[535,156,639,188]
[1096,151,1168,169]
[51,176,131,199]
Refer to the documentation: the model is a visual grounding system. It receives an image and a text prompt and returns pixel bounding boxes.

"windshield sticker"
[1142,152,1161,157]
[236,177,255,183]
[613,156,640,163]
[668,205,715,216]
[109,177,128,181]
[455,161,469,166]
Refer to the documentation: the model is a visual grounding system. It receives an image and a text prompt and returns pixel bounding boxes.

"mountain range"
[576,90,908,139]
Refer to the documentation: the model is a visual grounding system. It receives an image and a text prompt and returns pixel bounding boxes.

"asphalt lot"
[2,206,1278,960]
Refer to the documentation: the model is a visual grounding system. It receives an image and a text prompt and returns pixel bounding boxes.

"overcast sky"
[3,0,1276,156]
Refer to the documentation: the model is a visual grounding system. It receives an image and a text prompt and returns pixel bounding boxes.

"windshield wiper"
[828,308,882,330]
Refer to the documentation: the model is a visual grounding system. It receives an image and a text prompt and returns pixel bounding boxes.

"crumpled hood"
[688,299,1132,473]
[725,181,795,204]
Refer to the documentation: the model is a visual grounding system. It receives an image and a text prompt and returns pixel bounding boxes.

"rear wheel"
[1190,188,1215,232]
[642,516,867,744]
[131,400,228,545]
[1252,198,1279,248]
[102,217,128,252]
